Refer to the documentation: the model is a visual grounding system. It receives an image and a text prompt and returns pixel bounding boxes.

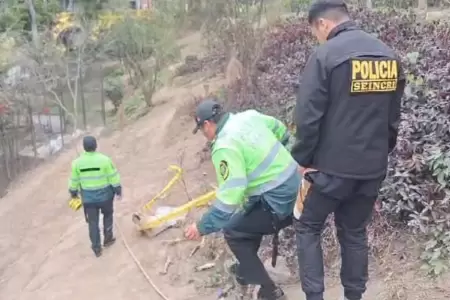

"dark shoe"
[103,237,116,248]
[93,248,102,257]
[257,286,286,300]
[228,263,250,299]
[229,262,248,286]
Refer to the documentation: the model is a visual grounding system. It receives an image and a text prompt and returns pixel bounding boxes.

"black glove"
[69,190,78,198]
[114,186,122,197]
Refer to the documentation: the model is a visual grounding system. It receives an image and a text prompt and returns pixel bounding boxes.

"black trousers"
[295,171,383,300]
[223,201,292,286]
[84,200,114,251]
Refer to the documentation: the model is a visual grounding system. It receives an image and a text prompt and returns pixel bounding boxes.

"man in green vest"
[185,99,300,300]
[69,136,122,257]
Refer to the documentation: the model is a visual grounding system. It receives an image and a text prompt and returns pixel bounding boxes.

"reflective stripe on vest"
[212,160,297,213]
[217,142,298,196]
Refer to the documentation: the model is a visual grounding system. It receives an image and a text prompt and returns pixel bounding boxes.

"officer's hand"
[115,195,122,201]
[184,223,201,240]
[299,166,317,175]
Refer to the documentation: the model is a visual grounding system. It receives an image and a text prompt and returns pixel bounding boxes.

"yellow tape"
[139,190,216,231]
[143,165,183,211]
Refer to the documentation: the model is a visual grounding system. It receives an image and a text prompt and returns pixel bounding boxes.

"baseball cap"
[192,98,222,134]
[83,135,97,152]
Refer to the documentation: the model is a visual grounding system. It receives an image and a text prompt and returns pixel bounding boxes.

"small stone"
[263,256,294,285]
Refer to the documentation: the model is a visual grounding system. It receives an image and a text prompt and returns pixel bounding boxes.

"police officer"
[69,136,122,257]
[291,1,405,300]
[184,99,300,300]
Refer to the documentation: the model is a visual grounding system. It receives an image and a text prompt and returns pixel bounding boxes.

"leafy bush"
[104,68,125,114]
[100,11,180,107]
[226,9,450,275]
[0,0,61,33]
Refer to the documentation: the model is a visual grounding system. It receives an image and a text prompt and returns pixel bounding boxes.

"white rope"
[115,221,170,300]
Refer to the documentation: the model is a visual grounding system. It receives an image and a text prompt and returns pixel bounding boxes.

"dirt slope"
[0,77,223,300]
[1,29,450,300]
[1,77,446,300]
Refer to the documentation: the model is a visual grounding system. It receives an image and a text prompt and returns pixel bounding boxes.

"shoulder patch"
[350,58,398,94]
[219,160,229,181]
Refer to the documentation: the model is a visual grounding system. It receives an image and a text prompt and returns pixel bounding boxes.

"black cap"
[83,136,97,152]
[192,98,222,134]
[308,0,348,24]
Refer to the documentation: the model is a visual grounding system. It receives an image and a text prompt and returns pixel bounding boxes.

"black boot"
[257,286,286,300]
[229,263,250,299]
[229,263,247,285]
[93,247,102,257]
[104,237,116,248]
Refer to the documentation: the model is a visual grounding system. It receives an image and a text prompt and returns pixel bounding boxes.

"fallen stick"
[214,249,225,262]
[152,225,174,238]
[195,262,216,272]
[160,256,172,275]
[161,238,186,245]
[189,245,200,257]
[189,237,206,257]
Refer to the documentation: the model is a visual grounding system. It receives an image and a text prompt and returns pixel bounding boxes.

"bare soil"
[1,31,450,300]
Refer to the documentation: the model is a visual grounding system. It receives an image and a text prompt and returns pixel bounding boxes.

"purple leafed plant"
[228,9,450,274]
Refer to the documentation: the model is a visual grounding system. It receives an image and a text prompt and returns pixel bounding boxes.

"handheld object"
[69,197,82,211]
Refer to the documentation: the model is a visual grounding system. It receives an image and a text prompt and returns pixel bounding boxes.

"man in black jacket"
[291,1,405,300]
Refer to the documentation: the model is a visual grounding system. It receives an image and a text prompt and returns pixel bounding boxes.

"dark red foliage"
[229,9,450,261]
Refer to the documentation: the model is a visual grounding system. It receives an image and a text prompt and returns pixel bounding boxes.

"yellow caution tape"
[142,165,183,211]
[139,190,216,231]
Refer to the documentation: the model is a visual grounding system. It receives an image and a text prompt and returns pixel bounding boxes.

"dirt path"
[1,78,450,300]
[2,28,450,300]
[0,77,217,300]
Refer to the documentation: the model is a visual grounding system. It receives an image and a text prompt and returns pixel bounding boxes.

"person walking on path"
[68,136,122,257]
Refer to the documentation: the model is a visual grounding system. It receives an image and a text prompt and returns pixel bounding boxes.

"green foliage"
[420,224,450,277]
[153,0,192,31]
[101,11,180,106]
[429,150,450,188]
[419,150,450,276]
[77,0,108,20]
[0,0,62,33]
[283,0,313,13]
[33,0,61,30]
[0,2,27,32]
[124,91,150,120]
[104,68,125,114]
[416,150,450,276]
[0,33,17,71]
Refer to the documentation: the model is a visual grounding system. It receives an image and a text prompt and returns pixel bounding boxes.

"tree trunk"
[418,0,428,11]
[26,0,40,49]
[68,0,75,11]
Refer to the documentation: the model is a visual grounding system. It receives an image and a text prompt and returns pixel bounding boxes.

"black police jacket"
[291,21,405,179]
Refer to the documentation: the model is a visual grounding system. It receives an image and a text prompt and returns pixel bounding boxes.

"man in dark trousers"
[69,136,122,257]
[291,1,405,300]
[185,99,300,300]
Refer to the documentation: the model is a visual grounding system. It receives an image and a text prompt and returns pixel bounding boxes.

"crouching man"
[185,99,300,300]
[68,136,122,257]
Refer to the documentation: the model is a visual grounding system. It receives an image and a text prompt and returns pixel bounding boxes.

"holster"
[261,201,281,268]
